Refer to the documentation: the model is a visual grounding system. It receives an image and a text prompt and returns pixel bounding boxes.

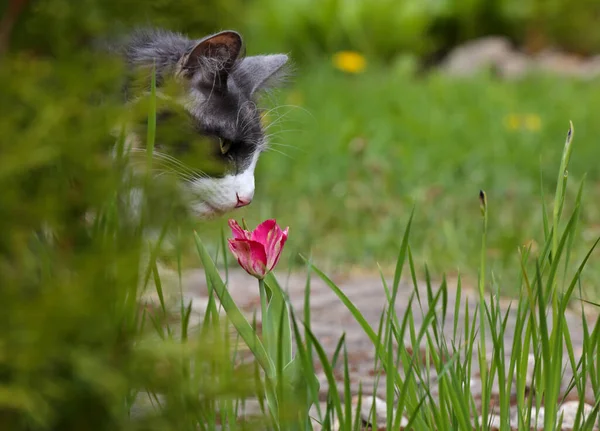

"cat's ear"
[235,54,290,96]
[181,31,243,76]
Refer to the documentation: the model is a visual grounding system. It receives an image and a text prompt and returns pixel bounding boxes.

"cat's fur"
[110,28,290,219]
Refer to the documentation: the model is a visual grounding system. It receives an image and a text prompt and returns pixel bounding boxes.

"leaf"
[265,272,293,368]
[194,232,274,378]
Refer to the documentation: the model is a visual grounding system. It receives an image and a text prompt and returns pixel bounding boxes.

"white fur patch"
[188,151,259,218]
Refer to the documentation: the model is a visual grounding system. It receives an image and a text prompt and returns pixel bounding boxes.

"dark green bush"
[242,0,600,62]
[0,2,253,430]
[5,0,244,56]
[536,0,600,55]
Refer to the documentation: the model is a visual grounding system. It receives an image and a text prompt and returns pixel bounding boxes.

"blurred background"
[1,1,600,428]
[4,0,600,283]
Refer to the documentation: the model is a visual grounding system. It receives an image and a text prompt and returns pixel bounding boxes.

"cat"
[98,29,293,312]
[110,28,290,220]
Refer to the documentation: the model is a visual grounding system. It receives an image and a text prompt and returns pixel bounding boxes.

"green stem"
[259,278,268,323]
[258,277,280,427]
[259,278,271,358]
[478,190,489,426]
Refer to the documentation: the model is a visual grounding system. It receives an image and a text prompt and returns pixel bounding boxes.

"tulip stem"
[259,278,269,330]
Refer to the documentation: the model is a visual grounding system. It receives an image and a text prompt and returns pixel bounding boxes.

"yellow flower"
[524,113,542,132]
[503,113,542,132]
[503,113,521,131]
[332,51,366,74]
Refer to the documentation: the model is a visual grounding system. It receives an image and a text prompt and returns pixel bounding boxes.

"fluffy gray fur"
[108,28,291,218]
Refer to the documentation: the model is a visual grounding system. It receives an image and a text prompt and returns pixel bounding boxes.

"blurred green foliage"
[243,0,600,59]
[0,1,252,430]
[6,0,243,56]
[6,0,598,62]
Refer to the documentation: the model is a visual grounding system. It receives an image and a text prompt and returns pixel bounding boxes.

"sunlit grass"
[129,64,600,431]
[192,64,600,299]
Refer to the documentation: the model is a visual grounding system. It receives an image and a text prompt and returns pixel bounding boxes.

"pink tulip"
[228,219,289,279]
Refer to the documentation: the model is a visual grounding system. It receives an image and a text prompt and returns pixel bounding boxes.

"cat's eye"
[219,138,232,155]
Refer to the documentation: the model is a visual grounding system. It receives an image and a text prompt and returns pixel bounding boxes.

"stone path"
[146,267,599,429]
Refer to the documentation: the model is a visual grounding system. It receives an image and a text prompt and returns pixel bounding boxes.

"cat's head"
[125,30,290,218]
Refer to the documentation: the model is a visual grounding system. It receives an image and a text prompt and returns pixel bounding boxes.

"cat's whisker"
[238,117,253,136]
[248,134,298,157]
[264,141,304,154]
[129,164,189,183]
[263,129,304,140]
[131,148,201,179]
[264,140,303,155]
[259,104,295,119]
[152,170,175,180]
[264,112,306,126]
[128,160,189,179]
[263,133,304,151]
[261,104,315,123]
[261,111,303,131]
[158,157,213,182]
[129,152,208,182]
[153,153,199,176]
[263,145,295,160]
[150,169,196,184]
[239,113,259,136]
[260,108,293,127]
[263,140,297,148]
[236,100,257,131]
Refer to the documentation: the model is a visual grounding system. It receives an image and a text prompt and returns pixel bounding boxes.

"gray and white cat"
[113,28,290,219]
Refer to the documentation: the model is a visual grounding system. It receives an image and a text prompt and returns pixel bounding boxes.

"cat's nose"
[235,193,252,208]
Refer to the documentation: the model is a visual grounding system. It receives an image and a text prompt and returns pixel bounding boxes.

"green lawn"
[194,61,600,298]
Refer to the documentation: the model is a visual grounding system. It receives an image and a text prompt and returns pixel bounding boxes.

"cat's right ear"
[235,54,291,96]
[179,31,243,80]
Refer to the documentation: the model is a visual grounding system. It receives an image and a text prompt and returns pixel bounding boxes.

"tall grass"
[192,121,599,430]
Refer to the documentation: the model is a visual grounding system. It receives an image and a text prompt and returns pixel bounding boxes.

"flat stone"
[137,266,599,427]
[358,395,388,428]
[558,401,598,430]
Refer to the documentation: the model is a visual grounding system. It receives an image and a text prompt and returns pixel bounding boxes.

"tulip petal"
[265,226,289,271]
[228,239,267,279]
[250,219,289,270]
[228,219,251,240]
[250,219,278,244]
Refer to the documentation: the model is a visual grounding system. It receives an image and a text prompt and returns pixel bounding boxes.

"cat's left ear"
[181,31,243,76]
[235,54,290,96]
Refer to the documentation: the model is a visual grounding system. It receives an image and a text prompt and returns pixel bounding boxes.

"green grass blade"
[304,327,345,431]
[540,165,550,240]
[194,231,274,378]
[552,122,574,255]
[265,272,293,367]
[562,177,586,284]
[392,208,414,293]
[290,307,321,421]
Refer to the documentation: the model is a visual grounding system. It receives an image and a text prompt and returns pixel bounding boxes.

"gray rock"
[359,395,388,428]
[442,37,511,71]
[440,37,600,80]
[558,401,598,430]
